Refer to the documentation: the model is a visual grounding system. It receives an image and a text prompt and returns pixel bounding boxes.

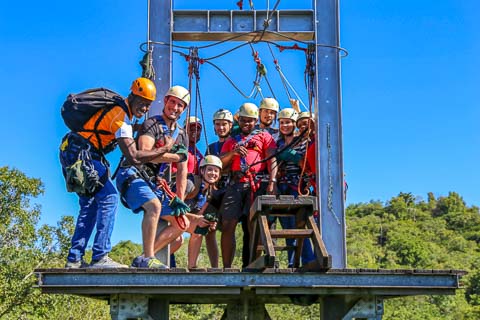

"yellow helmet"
[277,108,298,121]
[296,111,315,123]
[165,85,190,106]
[184,116,202,128]
[130,77,157,101]
[237,102,259,119]
[199,155,223,170]
[213,109,234,123]
[259,97,279,112]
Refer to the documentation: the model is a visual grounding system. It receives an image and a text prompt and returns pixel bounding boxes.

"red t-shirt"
[172,146,203,174]
[221,131,277,182]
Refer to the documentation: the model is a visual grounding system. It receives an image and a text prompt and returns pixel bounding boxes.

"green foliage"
[1,165,479,319]
[0,166,110,319]
[346,191,480,319]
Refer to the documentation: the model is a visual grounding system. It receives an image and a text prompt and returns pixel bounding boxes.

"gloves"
[194,212,218,235]
[277,148,302,163]
[168,196,190,216]
[171,144,188,162]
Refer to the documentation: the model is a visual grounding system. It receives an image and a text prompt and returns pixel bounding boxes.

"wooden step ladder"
[247,195,332,271]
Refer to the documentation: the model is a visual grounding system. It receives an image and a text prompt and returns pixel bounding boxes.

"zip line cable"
[186,47,210,148]
[266,42,308,111]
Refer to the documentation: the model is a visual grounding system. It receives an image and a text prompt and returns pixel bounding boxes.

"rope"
[305,44,316,112]
[157,179,188,230]
[185,47,209,149]
[255,0,281,43]
[297,128,311,196]
[267,43,308,111]
[141,0,155,80]
[247,127,307,168]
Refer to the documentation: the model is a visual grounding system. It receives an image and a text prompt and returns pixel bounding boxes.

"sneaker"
[135,256,169,269]
[131,255,145,267]
[89,255,129,269]
[65,259,89,269]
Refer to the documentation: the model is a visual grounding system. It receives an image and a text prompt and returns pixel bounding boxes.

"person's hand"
[163,136,175,150]
[197,217,210,228]
[234,145,248,157]
[208,221,217,232]
[169,196,190,216]
[266,181,277,195]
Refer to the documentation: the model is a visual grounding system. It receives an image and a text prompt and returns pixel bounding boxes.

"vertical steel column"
[150,0,172,265]
[149,0,172,116]
[314,0,347,268]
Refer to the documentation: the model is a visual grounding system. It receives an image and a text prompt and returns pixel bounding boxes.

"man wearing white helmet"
[184,155,225,268]
[257,97,280,138]
[116,85,192,268]
[206,109,234,156]
[219,102,278,268]
[176,116,204,177]
[206,108,234,183]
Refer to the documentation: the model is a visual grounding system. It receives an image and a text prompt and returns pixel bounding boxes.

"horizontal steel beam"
[36,269,462,298]
[172,10,315,41]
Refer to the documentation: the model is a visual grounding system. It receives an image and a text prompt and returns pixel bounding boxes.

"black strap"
[85,100,129,153]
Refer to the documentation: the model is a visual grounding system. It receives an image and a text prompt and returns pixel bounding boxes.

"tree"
[0,166,109,319]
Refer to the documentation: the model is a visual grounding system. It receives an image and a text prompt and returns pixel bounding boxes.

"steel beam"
[341,297,384,320]
[36,269,462,297]
[172,10,314,41]
[314,0,347,268]
[149,0,172,116]
[149,0,171,266]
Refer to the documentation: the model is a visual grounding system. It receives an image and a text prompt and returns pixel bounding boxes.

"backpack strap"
[90,99,129,153]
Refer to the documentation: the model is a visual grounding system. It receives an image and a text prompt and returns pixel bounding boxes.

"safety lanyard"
[154,116,179,177]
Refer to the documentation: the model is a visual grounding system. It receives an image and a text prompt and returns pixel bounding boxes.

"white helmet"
[165,85,190,106]
[296,111,315,123]
[184,116,201,128]
[237,103,259,119]
[277,108,298,122]
[213,109,234,123]
[259,97,279,112]
[199,155,223,170]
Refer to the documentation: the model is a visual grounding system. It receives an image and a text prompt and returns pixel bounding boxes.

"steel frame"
[35,1,464,319]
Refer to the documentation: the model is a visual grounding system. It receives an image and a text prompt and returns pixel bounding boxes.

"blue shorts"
[116,167,174,216]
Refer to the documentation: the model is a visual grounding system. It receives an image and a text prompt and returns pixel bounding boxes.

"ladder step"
[270,229,313,238]
[257,245,296,252]
[266,213,298,217]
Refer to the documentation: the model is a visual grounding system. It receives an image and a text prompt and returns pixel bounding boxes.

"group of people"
[60,77,317,269]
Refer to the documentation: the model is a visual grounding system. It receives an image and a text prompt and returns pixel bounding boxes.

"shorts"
[219,182,251,222]
[116,166,174,216]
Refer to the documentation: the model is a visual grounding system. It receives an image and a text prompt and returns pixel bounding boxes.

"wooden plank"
[307,215,332,269]
[258,216,276,258]
[256,245,295,252]
[249,219,261,262]
[270,230,313,238]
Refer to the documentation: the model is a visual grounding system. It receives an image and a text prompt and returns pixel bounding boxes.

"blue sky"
[0,0,478,245]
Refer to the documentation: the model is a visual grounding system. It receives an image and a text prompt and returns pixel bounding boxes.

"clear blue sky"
[1,0,478,245]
